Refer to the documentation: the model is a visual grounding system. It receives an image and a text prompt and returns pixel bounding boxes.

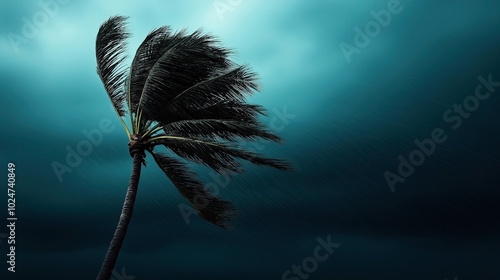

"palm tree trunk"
[96,152,143,280]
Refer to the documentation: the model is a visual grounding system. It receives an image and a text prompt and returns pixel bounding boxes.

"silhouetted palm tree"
[95,16,291,280]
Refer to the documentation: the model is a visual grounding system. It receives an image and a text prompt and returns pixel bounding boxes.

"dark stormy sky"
[1,1,499,279]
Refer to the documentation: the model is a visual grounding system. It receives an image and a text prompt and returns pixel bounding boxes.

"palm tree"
[94,16,291,280]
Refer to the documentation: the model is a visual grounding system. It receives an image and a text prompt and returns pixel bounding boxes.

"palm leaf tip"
[151,152,237,228]
[230,150,293,171]
[96,15,131,117]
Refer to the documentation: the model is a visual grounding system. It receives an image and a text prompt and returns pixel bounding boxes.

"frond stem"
[141,123,163,139]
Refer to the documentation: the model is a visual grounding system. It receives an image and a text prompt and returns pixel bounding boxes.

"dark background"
[1,1,499,279]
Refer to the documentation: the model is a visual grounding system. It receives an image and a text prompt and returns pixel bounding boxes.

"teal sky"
[1,1,500,279]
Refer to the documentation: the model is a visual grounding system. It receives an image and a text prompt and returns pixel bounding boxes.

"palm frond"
[150,136,293,173]
[159,101,268,126]
[137,30,232,123]
[149,151,237,228]
[96,15,130,117]
[160,65,259,115]
[128,26,174,115]
[163,119,282,143]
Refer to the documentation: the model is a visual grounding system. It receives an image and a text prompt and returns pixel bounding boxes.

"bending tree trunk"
[96,153,143,280]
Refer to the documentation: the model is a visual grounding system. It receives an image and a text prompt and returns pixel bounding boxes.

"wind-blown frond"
[161,101,268,126]
[150,136,293,173]
[137,30,232,123]
[128,26,176,114]
[163,119,282,143]
[149,151,237,228]
[96,16,130,117]
[158,65,259,115]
